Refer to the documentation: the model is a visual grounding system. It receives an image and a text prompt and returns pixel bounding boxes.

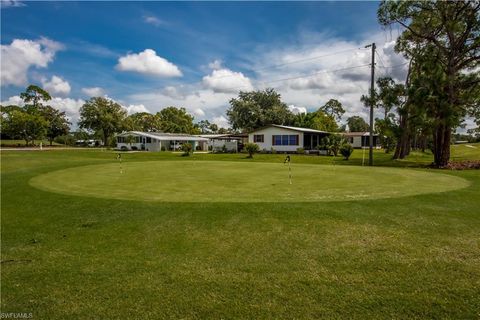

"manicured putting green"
[30,160,469,202]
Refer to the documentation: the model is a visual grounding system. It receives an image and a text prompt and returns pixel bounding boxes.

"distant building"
[248,124,330,153]
[198,133,248,152]
[342,132,380,149]
[116,131,208,151]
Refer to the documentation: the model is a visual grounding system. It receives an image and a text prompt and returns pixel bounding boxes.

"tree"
[227,88,293,131]
[310,111,339,132]
[20,85,51,110]
[196,120,213,134]
[244,142,259,158]
[125,112,161,132]
[346,116,369,132]
[39,106,71,145]
[78,97,127,146]
[209,123,219,133]
[292,109,338,132]
[378,0,480,167]
[320,99,345,121]
[3,109,47,145]
[156,107,199,134]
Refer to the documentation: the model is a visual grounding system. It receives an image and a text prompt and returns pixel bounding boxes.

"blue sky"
[2,1,407,127]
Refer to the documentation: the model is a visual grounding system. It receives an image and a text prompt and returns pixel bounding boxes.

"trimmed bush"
[245,143,259,158]
[181,142,193,156]
[340,143,354,160]
[296,147,305,154]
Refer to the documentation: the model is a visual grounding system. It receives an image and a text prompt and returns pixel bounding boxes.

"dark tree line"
[377,0,480,167]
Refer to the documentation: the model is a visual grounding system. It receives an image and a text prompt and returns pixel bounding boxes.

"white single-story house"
[248,124,330,153]
[342,132,380,149]
[116,131,209,151]
[198,133,248,152]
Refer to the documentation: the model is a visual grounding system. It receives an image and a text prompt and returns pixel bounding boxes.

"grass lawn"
[1,147,480,319]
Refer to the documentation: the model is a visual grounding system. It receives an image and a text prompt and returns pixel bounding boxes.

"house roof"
[342,132,379,137]
[117,131,209,141]
[197,133,248,140]
[250,124,330,134]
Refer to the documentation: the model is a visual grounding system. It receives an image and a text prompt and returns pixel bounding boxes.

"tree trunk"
[394,113,410,159]
[433,124,451,167]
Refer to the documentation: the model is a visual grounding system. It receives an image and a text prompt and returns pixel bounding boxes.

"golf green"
[29,160,470,202]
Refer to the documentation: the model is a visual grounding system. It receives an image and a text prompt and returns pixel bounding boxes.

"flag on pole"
[284,155,292,184]
[117,153,123,174]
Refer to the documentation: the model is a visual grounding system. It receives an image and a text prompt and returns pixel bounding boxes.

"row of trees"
[372,0,480,167]
[1,86,228,146]
[1,86,70,145]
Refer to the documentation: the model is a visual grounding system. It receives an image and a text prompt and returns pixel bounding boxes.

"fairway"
[30,160,470,202]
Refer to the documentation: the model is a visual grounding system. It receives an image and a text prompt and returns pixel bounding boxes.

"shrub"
[131,146,138,151]
[245,143,259,158]
[296,147,305,154]
[161,146,166,151]
[181,142,193,156]
[340,143,354,160]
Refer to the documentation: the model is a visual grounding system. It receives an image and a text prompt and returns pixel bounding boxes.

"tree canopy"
[156,107,199,134]
[346,116,369,132]
[78,97,127,146]
[227,88,293,132]
[378,0,480,166]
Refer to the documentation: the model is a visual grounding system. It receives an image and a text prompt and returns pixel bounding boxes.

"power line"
[202,47,368,81]
[222,63,372,91]
[375,49,388,68]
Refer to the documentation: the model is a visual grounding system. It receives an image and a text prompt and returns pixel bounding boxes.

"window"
[254,134,264,143]
[272,134,299,146]
[273,135,282,145]
[289,135,299,145]
[146,137,152,143]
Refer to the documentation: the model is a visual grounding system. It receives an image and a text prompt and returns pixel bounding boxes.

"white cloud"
[0,0,25,8]
[192,108,205,117]
[208,59,223,70]
[116,49,182,77]
[49,97,85,124]
[0,95,24,106]
[82,87,105,97]
[1,37,63,86]
[124,104,149,114]
[143,15,164,27]
[212,115,229,128]
[202,68,253,93]
[161,86,186,100]
[288,105,307,115]
[41,75,71,96]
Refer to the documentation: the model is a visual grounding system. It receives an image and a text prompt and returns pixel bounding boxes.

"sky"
[1,0,411,129]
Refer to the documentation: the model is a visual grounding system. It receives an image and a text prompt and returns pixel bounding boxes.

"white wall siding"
[248,127,303,152]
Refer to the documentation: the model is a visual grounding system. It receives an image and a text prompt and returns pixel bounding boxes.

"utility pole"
[365,42,375,166]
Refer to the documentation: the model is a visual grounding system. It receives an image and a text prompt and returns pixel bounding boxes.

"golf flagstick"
[117,153,123,174]
[284,155,292,184]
